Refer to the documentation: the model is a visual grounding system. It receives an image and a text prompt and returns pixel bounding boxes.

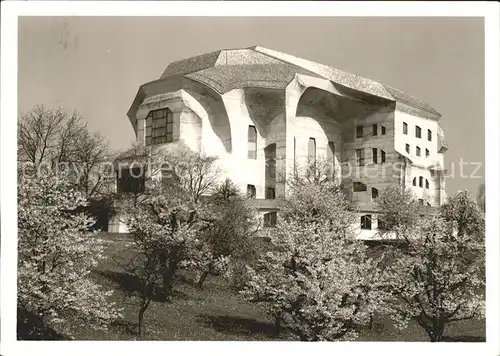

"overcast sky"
[18,16,484,195]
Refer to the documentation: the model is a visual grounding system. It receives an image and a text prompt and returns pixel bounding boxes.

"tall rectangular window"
[248,125,257,159]
[356,125,363,138]
[381,126,386,135]
[381,150,386,163]
[293,136,297,171]
[416,146,421,156]
[426,148,430,157]
[372,148,378,164]
[327,141,335,178]
[145,108,174,145]
[403,122,408,135]
[405,144,410,153]
[264,212,277,227]
[356,149,365,166]
[308,138,316,168]
[372,124,378,136]
[361,215,372,230]
[428,129,432,141]
[416,126,422,138]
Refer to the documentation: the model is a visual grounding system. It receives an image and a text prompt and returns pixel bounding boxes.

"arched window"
[413,177,417,186]
[419,176,423,188]
[425,179,429,189]
[248,125,257,159]
[145,108,174,145]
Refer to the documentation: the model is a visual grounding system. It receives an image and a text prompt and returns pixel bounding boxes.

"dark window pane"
[356,125,363,138]
[353,182,367,192]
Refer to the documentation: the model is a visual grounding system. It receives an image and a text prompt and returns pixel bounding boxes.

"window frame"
[356,148,365,166]
[372,148,378,164]
[405,144,410,154]
[416,126,422,138]
[248,125,257,160]
[416,146,421,156]
[372,124,378,136]
[403,122,408,135]
[361,215,372,230]
[428,129,432,141]
[356,125,363,138]
[353,181,367,192]
[247,184,256,198]
[145,108,174,146]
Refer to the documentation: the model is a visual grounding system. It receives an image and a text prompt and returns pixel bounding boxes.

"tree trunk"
[274,315,282,336]
[162,261,178,301]
[197,271,209,289]
[138,304,147,336]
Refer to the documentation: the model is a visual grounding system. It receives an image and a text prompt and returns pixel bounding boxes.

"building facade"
[109,46,448,238]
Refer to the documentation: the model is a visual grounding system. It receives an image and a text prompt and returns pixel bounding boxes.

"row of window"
[246,184,276,200]
[356,124,386,138]
[355,148,386,166]
[405,144,430,158]
[403,122,432,141]
[352,182,379,199]
[413,176,430,189]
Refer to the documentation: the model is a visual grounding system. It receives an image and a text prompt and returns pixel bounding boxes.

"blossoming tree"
[18,171,122,339]
[241,180,385,341]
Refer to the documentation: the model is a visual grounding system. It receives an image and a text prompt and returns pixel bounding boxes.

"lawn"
[73,233,486,342]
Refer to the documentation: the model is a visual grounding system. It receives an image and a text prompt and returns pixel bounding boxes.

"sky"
[18,16,485,196]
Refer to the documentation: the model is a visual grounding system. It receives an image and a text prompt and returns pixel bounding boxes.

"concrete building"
[110,46,448,238]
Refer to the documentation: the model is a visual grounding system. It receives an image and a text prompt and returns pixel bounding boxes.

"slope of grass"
[72,233,485,342]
